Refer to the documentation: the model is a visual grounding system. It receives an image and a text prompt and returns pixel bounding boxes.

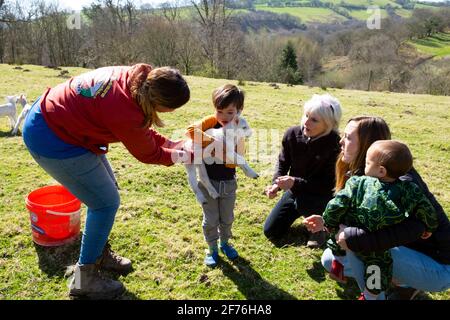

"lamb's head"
[235,116,252,138]
[221,115,252,140]
[6,96,17,105]
[17,95,27,108]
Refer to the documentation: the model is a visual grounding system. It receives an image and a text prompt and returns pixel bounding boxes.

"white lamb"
[184,115,259,204]
[0,96,19,133]
[12,95,31,136]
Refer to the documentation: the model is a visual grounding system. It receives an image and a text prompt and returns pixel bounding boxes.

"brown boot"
[98,242,133,275]
[306,230,327,249]
[68,263,124,299]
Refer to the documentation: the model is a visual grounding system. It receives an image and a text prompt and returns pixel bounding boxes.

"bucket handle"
[46,209,81,216]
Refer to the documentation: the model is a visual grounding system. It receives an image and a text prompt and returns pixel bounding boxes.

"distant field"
[322,0,400,6]
[150,1,444,25]
[347,8,389,19]
[247,1,443,23]
[395,7,414,18]
[254,5,347,22]
[410,32,450,58]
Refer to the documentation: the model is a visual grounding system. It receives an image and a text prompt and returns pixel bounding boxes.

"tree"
[82,0,139,66]
[175,21,202,75]
[280,41,298,70]
[191,0,233,77]
[278,41,302,84]
[243,31,284,82]
[408,9,445,39]
[295,36,322,83]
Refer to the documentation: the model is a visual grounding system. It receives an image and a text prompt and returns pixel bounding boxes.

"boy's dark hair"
[370,140,413,179]
[212,84,244,111]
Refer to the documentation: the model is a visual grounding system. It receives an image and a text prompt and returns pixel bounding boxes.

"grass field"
[247,1,443,23]
[254,5,347,22]
[409,32,450,58]
[347,8,389,19]
[0,64,449,300]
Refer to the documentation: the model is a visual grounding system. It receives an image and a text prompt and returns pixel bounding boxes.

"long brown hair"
[335,116,391,192]
[129,64,190,127]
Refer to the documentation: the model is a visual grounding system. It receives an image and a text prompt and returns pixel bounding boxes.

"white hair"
[301,93,342,136]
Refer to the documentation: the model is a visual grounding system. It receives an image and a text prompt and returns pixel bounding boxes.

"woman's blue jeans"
[28,150,120,264]
[322,247,450,296]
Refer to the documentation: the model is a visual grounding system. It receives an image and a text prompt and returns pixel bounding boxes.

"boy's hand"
[303,215,325,233]
[275,176,295,191]
[420,231,432,240]
[265,184,279,199]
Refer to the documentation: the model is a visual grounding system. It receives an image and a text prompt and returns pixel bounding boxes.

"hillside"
[0,64,449,300]
[320,31,450,87]
[245,0,446,24]
[409,32,450,58]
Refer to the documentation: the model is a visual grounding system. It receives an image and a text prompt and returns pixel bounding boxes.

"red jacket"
[40,64,177,166]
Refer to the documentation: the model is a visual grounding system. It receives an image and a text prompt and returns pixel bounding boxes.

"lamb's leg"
[185,164,207,205]
[198,163,220,199]
[224,147,259,179]
[8,115,16,132]
[12,110,25,136]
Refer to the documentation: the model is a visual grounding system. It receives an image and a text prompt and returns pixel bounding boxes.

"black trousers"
[263,190,332,239]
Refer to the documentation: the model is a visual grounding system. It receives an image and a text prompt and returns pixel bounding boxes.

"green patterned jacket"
[323,175,438,293]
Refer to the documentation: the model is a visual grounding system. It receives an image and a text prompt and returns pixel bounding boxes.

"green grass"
[256,0,399,6]
[347,8,389,19]
[254,4,347,22]
[394,7,413,18]
[414,3,441,9]
[323,0,399,6]
[0,64,449,300]
[409,32,450,58]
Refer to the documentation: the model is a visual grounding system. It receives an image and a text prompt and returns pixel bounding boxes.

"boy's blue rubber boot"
[220,242,239,260]
[204,249,219,267]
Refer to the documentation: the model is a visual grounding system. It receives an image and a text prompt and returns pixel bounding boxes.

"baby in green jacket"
[309,140,438,300]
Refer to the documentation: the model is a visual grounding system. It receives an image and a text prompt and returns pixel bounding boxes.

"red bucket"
[26,185,81,246]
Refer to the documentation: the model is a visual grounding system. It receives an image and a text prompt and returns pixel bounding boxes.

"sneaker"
[204,250,219,267]
[220,242,239,260]
[306,230,327,249]
[329,259,347,284]
[387,286,422,300]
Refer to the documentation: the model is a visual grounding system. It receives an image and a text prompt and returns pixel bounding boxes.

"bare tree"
[82,0,139,66]
[190,0,233,76]
[160,0,183,23]
[175,21,202,75]
[137,15,178,67]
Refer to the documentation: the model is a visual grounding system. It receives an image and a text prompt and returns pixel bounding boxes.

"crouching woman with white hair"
[264,94,342,248]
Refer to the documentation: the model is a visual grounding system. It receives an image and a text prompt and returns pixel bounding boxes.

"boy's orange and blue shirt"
[185,115,245,168]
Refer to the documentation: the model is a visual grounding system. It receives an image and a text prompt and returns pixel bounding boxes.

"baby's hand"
[420,231,432,240]
[303,215,325,233]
